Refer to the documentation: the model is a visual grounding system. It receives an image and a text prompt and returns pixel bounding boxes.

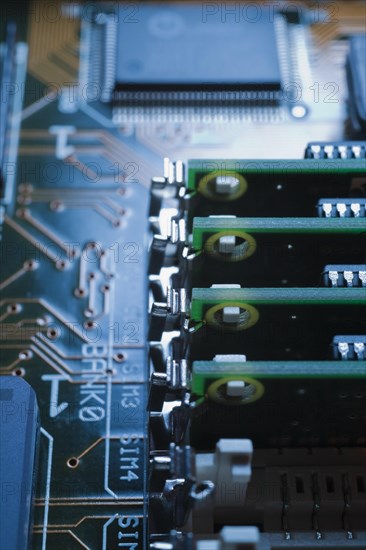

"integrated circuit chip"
[113,4,282,105]
[0,376,39,550]
[346,35,366,134]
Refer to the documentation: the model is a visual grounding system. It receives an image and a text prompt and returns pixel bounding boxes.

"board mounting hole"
[67,457,79,469]
[24,259,38,271]
[19,183,33,193]
[16,207,28,218]
[17,195,32,205]
[84,308,94,318]
[13,367,25,377]
[50,200,64,212]
[7,303,21,314]
[74,288,85,297]
[46,327,59,340]
[56,259,68,270]
[114,353,126,363]
[19,350,32,360]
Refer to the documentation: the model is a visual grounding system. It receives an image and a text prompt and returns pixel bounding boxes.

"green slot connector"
[192,360,366,396]
[190,287,366,321]
[192,217,366,250]
[187,158,366,192]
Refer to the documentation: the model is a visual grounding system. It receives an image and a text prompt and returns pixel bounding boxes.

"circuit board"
[0,2,366,549]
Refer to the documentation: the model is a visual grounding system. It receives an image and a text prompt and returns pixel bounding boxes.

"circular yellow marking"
[205,301,259,331]
[204,230,257,262]
[197,171,248,201]
[207,376,265,405]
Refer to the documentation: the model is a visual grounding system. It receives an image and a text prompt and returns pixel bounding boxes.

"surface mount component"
[305,141,366,159]
[317,198,366,218]
[324,265,366,287]
[0,376,39,550]
[332,335,366,361]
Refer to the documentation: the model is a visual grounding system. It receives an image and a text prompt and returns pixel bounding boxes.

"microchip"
[113,4,282,105]
[346,35,366,134]
[0,376,39,550]
[0,22,17,201]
